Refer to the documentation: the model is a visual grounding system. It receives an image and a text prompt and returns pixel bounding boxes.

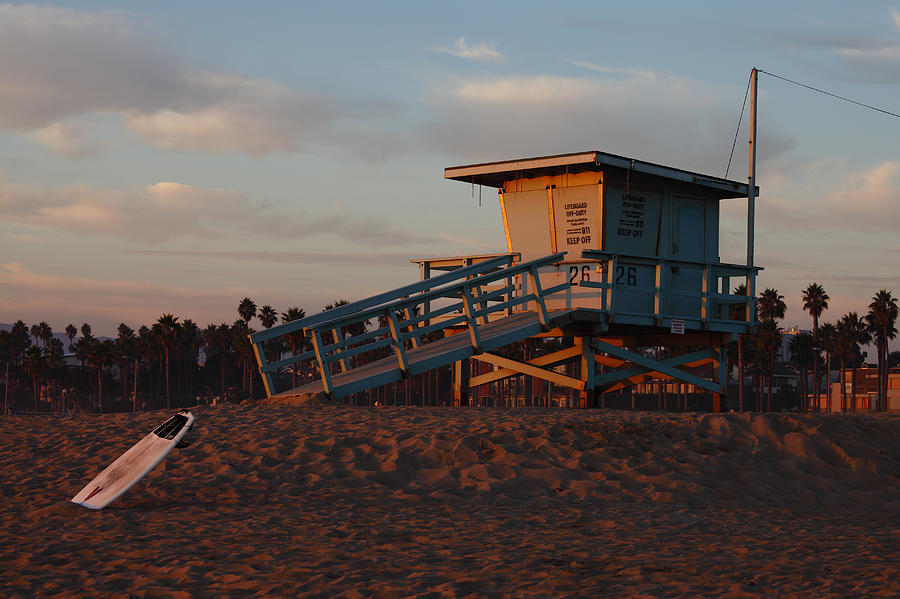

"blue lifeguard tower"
[251,150,759,410]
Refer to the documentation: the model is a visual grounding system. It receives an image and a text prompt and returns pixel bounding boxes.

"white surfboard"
[72,410,194,509]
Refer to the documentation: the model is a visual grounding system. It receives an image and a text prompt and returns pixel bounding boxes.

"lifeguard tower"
[251,150,758,411]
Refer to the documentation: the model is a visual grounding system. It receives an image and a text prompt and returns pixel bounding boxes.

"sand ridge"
[1,406,898,597]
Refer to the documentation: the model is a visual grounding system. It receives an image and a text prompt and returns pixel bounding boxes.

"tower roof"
[444,150,754,198]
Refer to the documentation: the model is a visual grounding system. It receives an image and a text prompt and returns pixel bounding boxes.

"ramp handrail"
[251,252,568,397]
[303,252,567,395]
[251,253,515,345]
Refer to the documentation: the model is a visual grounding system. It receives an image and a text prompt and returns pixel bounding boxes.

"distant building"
[777,325,810,363]
[820,366,900,411]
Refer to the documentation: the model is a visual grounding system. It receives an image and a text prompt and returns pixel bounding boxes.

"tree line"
[738,284,898,412]
[2,286,897,414]
[0,298,316,414]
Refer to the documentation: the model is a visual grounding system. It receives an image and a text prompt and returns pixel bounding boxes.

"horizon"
[1,2,898,337]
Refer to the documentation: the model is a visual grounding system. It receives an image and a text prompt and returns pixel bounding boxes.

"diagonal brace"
[590,341,723,394]
[473,352,585,391]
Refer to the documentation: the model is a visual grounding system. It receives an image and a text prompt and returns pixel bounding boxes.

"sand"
[1,405,898,597]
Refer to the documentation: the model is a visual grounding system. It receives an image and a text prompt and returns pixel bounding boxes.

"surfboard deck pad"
[71,410,194,510]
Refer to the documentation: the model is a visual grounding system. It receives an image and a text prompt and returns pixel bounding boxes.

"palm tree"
[789,332,816,411]
[135,325,152,410]
[38,322,52,348]
[730,284,749,412]
[757,288,786,324]
[88,339,114,413]
[231,320,258,399]
[43,338,64,413]
[755,288,786,410]
[258,305,278,329]
[818,323,838,412]
[802,283,829,411]
[30,323,42,348]
[281,306,306,388]
[23,346,44,412]
[203,323,232,400]
[73,336,92,369]
[0,330,11,414]
[801,283,829,337]
[835,317,854,412]
[838,312,871,412]
[755,320,782,411]
[65,324,78,352]
[866,290,898,411]
[256,304,279,365]
[7,321,31,405]
[238,298,257,326]
[154,314,181,409]
[181,319,201,399]
[116,324,136,409]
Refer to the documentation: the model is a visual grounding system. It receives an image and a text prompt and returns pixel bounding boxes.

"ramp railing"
[250,252,568,397]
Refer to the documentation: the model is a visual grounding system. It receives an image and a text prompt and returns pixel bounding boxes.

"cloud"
[122,73,334,154]
[773,16,900,82]
[566,60,658,80]
[821,161,900,230]
[26,121,98,158]
[433,37,502,62]
[129,249,416,267]
[422,71,794,175]
[0,4,344,155]
[836,45,900,79]
[741,158,900,238]
[0,173,436,246]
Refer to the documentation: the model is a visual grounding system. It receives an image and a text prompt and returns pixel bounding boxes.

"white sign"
[670,319,685,334]
[553,185,598,257]
[604,188,662,257]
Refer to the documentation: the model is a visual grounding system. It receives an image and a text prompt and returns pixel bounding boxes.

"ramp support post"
[251,340,275,398]
[580,337,595,408]
[310,328,334,395]
[453,359,470,406]
[712,342,727,413]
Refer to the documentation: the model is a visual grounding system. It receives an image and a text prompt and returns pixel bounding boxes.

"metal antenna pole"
[747,67,758,322]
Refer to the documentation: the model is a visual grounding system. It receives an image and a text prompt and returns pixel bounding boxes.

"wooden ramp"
[274,309,576,401]
[250,252,573,402]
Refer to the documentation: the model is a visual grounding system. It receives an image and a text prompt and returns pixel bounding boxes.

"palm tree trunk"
[133,359,139,411]
[249,360,254,401]
[882,335,889,411]
[97,367,103,414]
[737,336,744,413]
[165,350,171,409]
[840,356,846,412]
[813,360,819,413]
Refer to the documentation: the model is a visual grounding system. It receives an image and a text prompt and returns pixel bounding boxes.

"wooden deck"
[274,309,577,400]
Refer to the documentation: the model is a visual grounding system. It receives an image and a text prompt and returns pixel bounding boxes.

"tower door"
[670,197,706,261]
[669,197,706,317]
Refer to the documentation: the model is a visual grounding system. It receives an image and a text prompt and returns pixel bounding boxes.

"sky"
[0,1,898,337]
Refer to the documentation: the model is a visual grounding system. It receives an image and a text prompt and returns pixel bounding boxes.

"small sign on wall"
[670,319,685,334]
[553,184,599,257]
[604,187,662,257]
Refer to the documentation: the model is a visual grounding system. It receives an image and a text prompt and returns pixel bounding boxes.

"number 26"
[615,266,637,286]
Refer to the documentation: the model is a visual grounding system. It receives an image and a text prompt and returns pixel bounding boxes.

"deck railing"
[577,249,760,331]
[251,252,568,397]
